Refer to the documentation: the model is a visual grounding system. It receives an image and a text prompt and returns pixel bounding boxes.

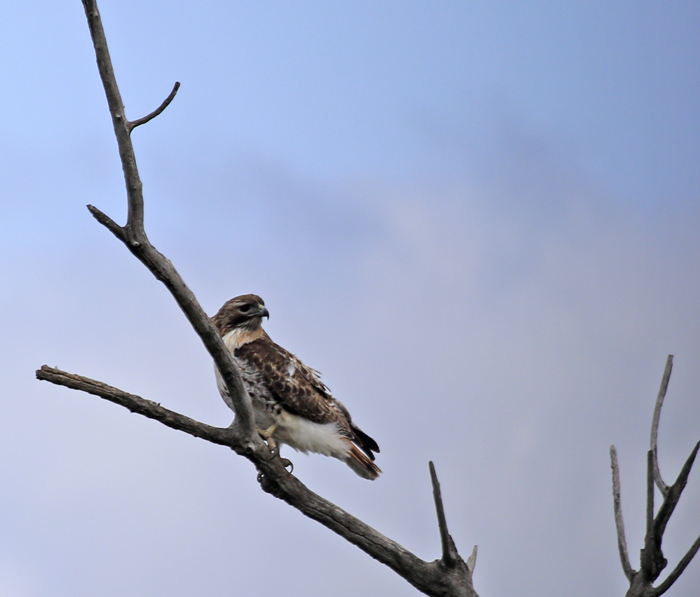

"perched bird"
[212,294,380,480]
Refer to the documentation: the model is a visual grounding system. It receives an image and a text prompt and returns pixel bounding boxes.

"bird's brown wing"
[235,335,380,459]
[234,337,348,428]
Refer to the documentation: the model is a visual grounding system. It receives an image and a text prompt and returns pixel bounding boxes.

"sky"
[2,1,700,596]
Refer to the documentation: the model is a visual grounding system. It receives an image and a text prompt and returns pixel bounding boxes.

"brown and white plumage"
[212,294,380,480]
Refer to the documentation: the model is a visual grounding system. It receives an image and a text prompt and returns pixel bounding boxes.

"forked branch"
[429,462,478,578]
[611,356,700,597]
[37,363,479,596]
[80,0,256,440]
[37,2,479,596]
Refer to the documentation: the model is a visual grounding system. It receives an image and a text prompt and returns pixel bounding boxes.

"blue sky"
[2,2,700,596]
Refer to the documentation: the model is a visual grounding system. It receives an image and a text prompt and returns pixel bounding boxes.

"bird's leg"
[257,423,279,455]
[256,424,293,472]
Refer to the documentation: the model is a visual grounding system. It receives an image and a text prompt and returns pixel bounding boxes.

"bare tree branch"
[37,365,478,597]
[614,358,700,597]
[652,441,699,544]
[129,82,181,131]
[430,461,459,568]
[653,533,700,597]
[651,355,673,496]
[37,3,481,596]
[86,204,125,240]
[81,0,143,232]
[648,440,700,597]
[640,451,667,583]
[646,451,654,540]
[610,445,635,581]
[80,0,256,440]
[36,365,240,448]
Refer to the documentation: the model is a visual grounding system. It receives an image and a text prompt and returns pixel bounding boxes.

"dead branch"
[36,2,480,596]
[653,534,700,597]
[610,356,700,597]
[80,0,256,441]
[610,445,635,581]
[651,355,673,496]
[37,365,478,596]
[36,365,237,448]
[431,461,460,568]
[129,82,181,131]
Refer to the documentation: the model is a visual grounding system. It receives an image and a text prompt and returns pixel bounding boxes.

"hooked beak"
[259,306,270,319]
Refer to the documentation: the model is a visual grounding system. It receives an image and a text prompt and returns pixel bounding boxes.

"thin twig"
[129,82,181,131]
[466,545,477,575]
[651,355,673,496]
[87,204,125,240]
[610,445,634,581]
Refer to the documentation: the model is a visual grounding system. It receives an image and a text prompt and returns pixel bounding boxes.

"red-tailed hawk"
[212,294,380,480]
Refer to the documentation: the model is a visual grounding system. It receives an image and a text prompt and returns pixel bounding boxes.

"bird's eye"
[239,304,252,313]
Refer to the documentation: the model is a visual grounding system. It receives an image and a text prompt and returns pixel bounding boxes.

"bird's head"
[212,294,269,336]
